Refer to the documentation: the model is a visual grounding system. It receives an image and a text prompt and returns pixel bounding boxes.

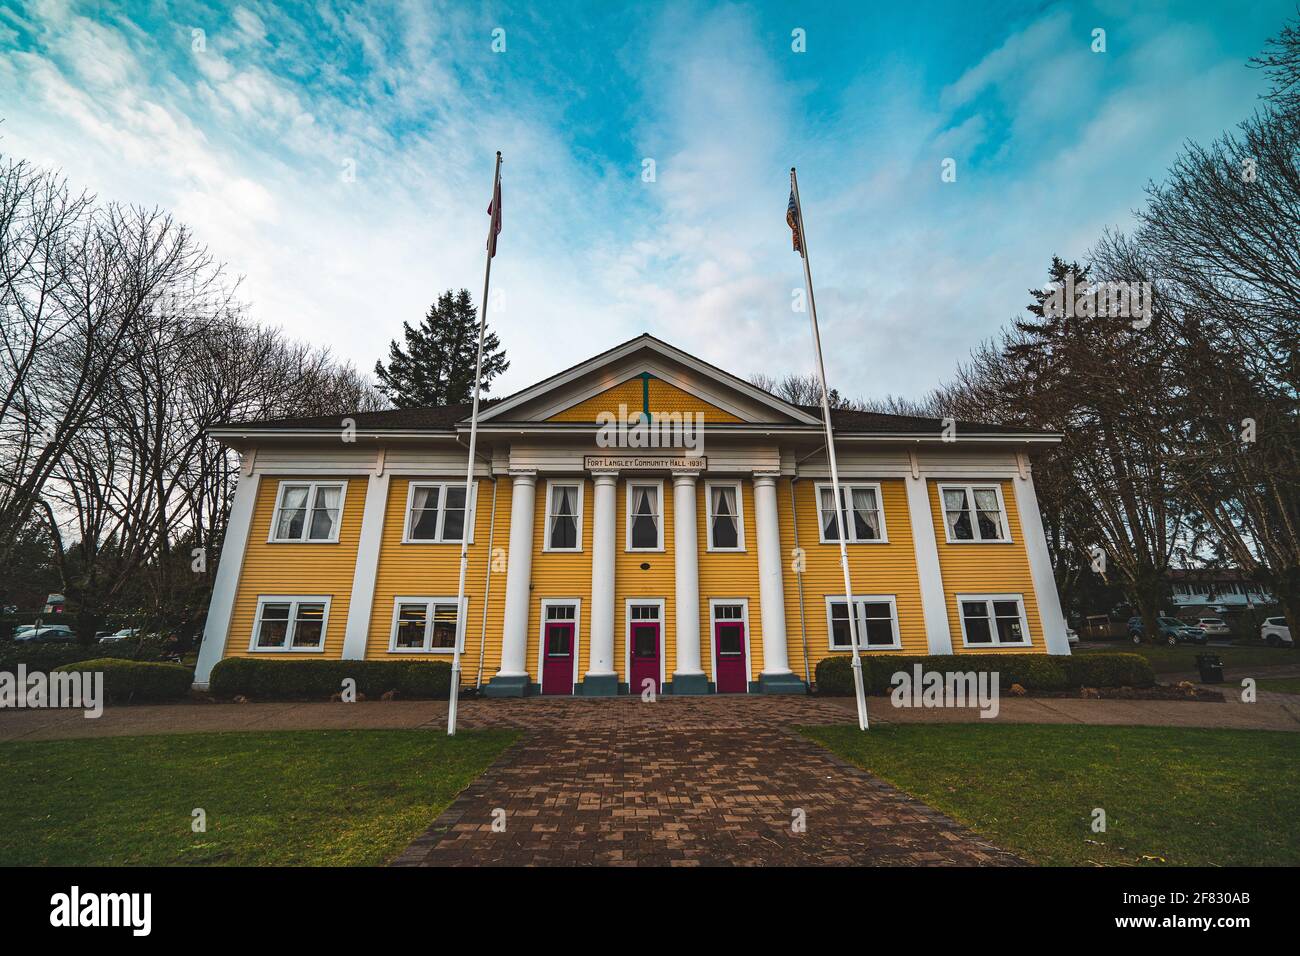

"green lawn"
[802,723,1300,866]
[0,729,516,866]
[1259,677,1300,695]
[1077,641,1298,674]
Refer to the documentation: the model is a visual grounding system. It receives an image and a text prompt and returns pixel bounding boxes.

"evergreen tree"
[373,289,509,407]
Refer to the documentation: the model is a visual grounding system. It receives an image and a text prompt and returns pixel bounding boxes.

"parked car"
[98,628,140,643]
[1193,617,1231,638]
[1261,617,1294,647]
[14,624,76,643]
[1066,627,1079,646]
[1127,616,1208,646]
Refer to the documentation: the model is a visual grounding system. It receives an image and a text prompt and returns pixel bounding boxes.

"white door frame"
[623,597,667,693]
[538,597,582,694]
[709,597,752,694]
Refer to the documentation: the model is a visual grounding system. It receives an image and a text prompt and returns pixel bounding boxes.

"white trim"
[623,597,667,692]
[386,595,469,654]
[267,480,348,543]
[543,479,585,552]
[813,480,889,544]
[248,595,332,653]
[905,476,953,654]
[194,473,261,685]
[937,482,1012,544]
[341,473,390,660]
[823,594,902,651]
[704,479,746,552]
[708,598,752,693]
[401,479,479,544]
[955,593,1034,648]
[1013,473,1072,655]
[537,598,583,694]
[625,478,665,552]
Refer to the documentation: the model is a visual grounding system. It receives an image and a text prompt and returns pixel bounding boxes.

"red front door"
[629,622,660,696]
[715,620,748,693]
[541,621,575,695]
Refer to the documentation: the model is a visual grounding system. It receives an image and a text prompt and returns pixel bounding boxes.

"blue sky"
[0,0,1291,399]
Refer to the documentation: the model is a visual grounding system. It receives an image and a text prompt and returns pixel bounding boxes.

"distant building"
[1168,569,1273,610]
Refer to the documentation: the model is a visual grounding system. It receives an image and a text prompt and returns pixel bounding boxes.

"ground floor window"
[957,594,1031,647]
[251,596,330,651]
[388,596,465,653]
[825,595,900,650]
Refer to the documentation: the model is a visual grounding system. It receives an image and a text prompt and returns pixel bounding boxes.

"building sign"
[584,455,707,471]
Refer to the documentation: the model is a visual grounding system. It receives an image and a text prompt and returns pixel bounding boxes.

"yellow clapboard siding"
[546,376,744,423]
[526,478,594,687]
[778,478,928,682]
[226,476,368,659]
[697,480,763,682]
[928,478,1045,652]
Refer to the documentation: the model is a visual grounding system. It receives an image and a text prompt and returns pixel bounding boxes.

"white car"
[1066,627,1079,646]
[1195,617,1231,638]
[98,628,139,643]
[1261,618,1293,647]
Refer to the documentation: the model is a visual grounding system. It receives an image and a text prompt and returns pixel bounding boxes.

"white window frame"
[705,480,746,552]
[823,594,902,651]
[708,598,752,693]
[956,593,1033,648]
[543,480,584,553]
[249,595,332,653]
[536,597,583,692]
[814,481,889,544]
[625,479,665,552]
[387,595,469,654]
[402,480,478,544]
[268,481,348,543]
[938,482,1011,544]
[623,597,666,690]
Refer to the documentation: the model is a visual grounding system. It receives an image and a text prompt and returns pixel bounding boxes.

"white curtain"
[942,488,967,535]
[851,487,879,537]
[819,486,839,539]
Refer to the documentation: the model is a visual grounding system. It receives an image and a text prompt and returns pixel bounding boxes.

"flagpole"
[448,150,501,737]
[790,167,869,731]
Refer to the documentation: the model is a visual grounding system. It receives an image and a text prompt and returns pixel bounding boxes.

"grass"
[1077,641,1298,674]
[0,729,516,866]
[802,723,1300,866]
[1258,677,1300,695]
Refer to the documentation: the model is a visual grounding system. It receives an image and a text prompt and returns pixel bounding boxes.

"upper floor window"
[545,481,583,552]
[251,596,329,652]
[826,596,901,650]
[404,481,476,543]
[816,482,886,543]
[940,483,1009,543]
[706,481,744,551]
[626,481,663,551]
[958,594,1030,647]
[270,482,346,543]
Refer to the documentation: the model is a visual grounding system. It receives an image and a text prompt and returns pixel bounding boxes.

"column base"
[581,673,620,697]
[758,672,807,695]
[483,674,530,698]
[670,672,710,695]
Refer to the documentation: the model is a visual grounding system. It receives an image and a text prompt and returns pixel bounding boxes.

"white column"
[193,471,261,688]
[905,473,954,654]
[486,470,536,695]
[341,471,390,660]
[753,472,802,691]
[671,471,707,693]
[584,471,619,695]
[1013,462,1072,655]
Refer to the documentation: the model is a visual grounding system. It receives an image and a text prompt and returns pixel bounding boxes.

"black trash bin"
[1196,653,1224,683]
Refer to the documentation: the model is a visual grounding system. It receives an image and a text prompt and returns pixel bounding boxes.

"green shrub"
[208,658,452,701]
[0,638,176,673]
[814,652,1146,696]
[1059,653,1155,689]
[53,659,193,704]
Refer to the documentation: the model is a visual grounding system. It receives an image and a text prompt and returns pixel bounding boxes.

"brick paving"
[392,698,1024,867]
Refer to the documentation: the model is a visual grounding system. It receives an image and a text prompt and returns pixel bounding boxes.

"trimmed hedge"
[814,651,1154,696]
[208,658,453,701]
[52,659,194,704]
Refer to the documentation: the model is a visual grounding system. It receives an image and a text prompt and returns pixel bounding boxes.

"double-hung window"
[826,596,900,650]
[404,481,477,543]
[270,482,346,542]
[251,596,330,652]
[940,483,1009,542]
[816,482,886,543]
[706,481,744,551]
[626,481,663,551]
[958,594,1031,647]
[389,597,465,653]
[545,481,583,552]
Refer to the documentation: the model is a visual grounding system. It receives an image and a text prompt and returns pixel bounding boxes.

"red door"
[541,622,575,695]
[715,620,748,693]
[629,622,660,696]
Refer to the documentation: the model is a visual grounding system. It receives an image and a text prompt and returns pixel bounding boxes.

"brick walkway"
[391,698,1023,867]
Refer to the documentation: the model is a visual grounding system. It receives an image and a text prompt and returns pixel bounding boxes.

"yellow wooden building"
[194,335,1070,695]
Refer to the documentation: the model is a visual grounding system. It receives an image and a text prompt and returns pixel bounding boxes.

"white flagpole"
[448,150,501,737]
[791,166,869,731]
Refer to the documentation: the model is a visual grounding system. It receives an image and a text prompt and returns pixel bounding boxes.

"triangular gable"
[475,334,820,425]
